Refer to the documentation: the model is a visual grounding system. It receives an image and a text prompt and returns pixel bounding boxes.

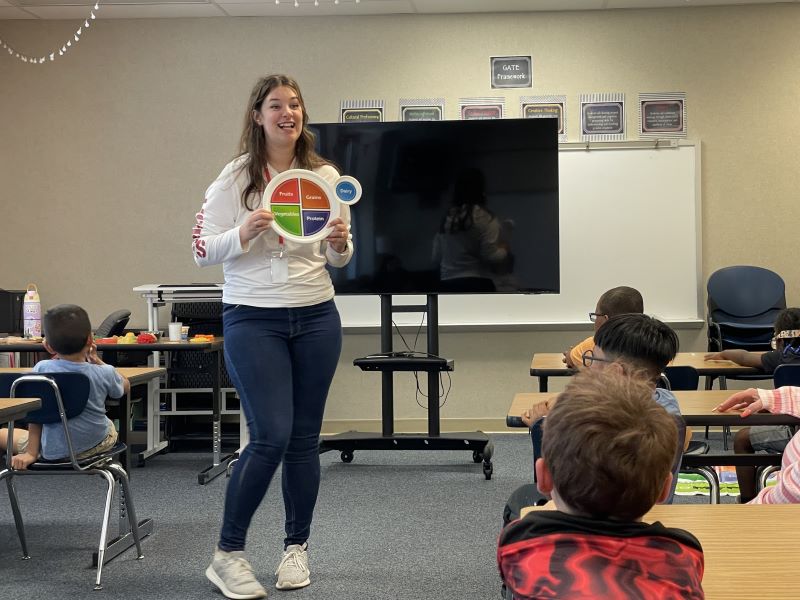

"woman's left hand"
[326,218,351,253]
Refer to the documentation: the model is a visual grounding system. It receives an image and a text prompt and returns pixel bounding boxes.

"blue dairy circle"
[336,181,356,201]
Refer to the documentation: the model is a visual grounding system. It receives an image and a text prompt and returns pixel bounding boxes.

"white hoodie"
[193,156,352,307]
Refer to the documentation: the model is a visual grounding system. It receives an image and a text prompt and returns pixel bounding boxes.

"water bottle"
[23,283,41,338]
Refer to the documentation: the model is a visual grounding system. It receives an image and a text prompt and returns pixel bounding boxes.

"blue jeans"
[218,300,342,551]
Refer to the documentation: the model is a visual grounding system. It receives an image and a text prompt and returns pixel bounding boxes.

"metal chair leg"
[682,467,720,504]
[94,470,117,591]
[2,473,30,559]
[107,462,144,558]
[758,465,780,491]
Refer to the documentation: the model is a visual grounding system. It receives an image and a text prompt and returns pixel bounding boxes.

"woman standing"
[194,74,352,600]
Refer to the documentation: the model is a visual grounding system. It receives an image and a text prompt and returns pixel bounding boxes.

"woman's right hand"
[239,209,274,245]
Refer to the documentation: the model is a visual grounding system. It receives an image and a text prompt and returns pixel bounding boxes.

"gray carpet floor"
[0,432,734,600]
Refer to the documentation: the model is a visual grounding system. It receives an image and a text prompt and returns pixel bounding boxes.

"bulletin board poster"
[459,97,505,120]
[399,98,445,121]
[520,95,567,141]
[580,93,625,142]
[639,92,687,138]
[490,55,532,89]
[340,99,384,123]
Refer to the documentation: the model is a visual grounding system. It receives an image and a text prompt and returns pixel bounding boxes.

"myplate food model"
[262,169,361,243]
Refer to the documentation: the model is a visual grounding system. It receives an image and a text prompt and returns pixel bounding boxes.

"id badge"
[270,247,289,283]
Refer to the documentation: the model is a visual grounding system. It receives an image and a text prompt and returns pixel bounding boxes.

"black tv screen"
[312,118,559,295]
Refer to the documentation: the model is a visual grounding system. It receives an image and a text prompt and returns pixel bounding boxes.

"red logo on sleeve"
[193,208,207,258]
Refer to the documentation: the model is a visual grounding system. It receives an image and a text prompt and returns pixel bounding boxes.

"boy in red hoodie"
[498,370,704,599]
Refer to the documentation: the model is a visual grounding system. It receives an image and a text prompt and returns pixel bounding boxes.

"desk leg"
[198,347,233,485]
[538,376,548,393]
[119,389,130,472]
[138,374,168,465]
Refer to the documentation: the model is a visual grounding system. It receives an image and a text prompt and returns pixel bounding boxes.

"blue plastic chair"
[773,363,800,388]
[0,373,146,590]
[707,265,785,352]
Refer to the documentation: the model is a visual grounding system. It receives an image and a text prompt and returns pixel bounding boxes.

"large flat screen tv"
[312,118,559,295]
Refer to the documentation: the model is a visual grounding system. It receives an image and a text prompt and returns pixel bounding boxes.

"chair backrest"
[662,366,700,391]
[773,364,800,388]
[0,373,90,424]
[94,309,131,338]
[707,266,786,319]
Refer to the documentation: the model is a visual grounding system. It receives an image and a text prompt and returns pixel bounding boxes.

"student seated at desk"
[563,285,643,368]
[10,304,130,470]
[705,307,800,502]
[514,313,685,502]
[717,386,800,504]
[498,370,705,600]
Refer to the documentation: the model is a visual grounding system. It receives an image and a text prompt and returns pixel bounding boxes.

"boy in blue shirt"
[11,304,129,469]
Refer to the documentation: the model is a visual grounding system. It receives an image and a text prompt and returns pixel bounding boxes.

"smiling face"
[253,85,304,152]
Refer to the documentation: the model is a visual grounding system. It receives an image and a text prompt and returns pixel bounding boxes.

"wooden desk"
[0,398,41,423]
[0,367,165,471]
[520,504,798,600]
[508,390,791,468]
[508,390,800,428]
[530,352,760,392]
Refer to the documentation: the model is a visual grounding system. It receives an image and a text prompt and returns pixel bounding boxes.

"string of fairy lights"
[0,2,99,65]
[0,0,364,64]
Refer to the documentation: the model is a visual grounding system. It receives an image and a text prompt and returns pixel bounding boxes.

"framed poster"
[340,99,384,123]
[399,97,444,121]
[459,97,505,120]
[490,55,532,89]
[639,93,687,138]
[580,93,625,141]
[520,95,567,141]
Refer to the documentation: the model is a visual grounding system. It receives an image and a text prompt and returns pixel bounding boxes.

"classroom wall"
[0,4,796,427]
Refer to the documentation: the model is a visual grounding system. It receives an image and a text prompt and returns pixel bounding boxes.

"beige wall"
[0,5,795,427]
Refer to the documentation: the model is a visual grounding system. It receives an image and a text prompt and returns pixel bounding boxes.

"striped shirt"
[750,387,800,504]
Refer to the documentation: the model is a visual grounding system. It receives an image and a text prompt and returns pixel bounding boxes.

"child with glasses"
[498,370,704,600]
[506,314,684,525]
[562,286,643,368]
[705,307,800,502]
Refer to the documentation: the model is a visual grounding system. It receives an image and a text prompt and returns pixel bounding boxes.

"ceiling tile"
[0,6,35,17]
[219,0,413,15]
[24,2,227,18]
[410,0,606,13]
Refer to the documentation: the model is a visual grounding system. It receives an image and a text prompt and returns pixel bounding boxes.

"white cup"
[168,322,183,342]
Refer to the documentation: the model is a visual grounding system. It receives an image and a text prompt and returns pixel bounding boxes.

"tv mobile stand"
[320,294,494,479]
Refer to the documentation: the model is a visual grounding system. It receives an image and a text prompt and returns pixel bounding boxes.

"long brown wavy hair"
[236,74,329,210]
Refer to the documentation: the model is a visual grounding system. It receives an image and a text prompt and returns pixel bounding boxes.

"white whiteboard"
[335,140,701,328]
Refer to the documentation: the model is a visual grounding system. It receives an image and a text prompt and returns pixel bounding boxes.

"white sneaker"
[275,543,310,590]
[206,548,268,599]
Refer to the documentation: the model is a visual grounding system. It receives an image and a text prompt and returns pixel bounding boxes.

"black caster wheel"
[340,450,354,463]
[472,450,483,463]
[483,460,493,480]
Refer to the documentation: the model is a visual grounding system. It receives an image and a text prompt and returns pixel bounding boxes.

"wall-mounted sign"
[490,55,532,89]
[340,99,384,123]
[399,97,445,121]
[520,94,567,141]
[580,93,626,141]
[459,97,505,120]
[639,92,687,138]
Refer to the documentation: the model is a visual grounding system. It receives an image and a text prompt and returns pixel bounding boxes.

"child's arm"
[11,423,41,470]
[521,399,554,427]
[87,343,130,396]
[704,349,763,368]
